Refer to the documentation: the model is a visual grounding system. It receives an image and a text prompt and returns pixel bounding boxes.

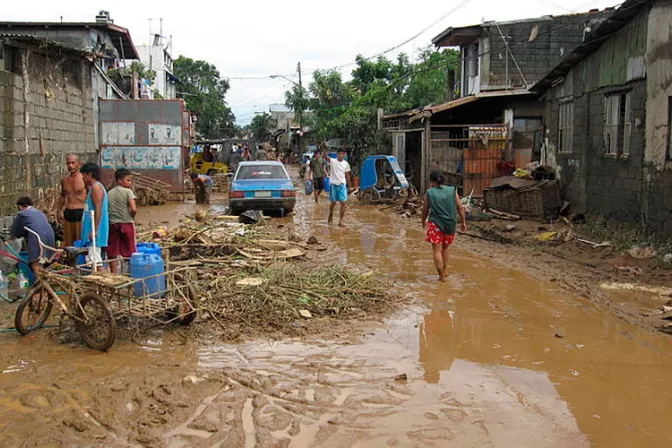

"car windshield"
[236,165,288,180]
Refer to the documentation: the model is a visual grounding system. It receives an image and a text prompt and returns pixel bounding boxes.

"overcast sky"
[5,0,618,125]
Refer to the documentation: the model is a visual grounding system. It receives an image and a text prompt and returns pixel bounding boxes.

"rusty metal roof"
[406,89,532,123]
[0,22,139,59]
[0,32,88,55]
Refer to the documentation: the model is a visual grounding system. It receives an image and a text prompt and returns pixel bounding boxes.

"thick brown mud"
[0,186,671,447]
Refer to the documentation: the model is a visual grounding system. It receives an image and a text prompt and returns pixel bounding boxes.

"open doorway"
[405,131,422,191]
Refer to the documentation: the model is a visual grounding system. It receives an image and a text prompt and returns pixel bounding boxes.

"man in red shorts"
[107,168,137,273]
[421,171,467,282]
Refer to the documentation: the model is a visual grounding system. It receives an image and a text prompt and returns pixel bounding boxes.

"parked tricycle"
[357,155,411,204]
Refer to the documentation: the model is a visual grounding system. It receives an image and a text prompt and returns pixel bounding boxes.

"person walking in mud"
[57,154,87,247]
[323,148,351,227]
[421,171,466,282]
[308,150,329,203]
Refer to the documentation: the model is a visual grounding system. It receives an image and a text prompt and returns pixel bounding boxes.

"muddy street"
[1,191,672,447]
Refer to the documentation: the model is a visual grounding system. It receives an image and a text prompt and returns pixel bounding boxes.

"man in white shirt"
[324,149,351,227]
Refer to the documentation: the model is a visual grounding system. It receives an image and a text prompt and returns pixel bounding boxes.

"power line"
[228,77,292,108]
[304,0,473,75]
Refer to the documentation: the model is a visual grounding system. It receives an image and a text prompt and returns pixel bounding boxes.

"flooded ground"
[1,187,672,447]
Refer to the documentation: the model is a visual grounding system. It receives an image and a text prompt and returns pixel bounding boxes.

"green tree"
[284,83,310,132]
[280,48,459,169]
[174,56,235,138]
[128,61,156,83]
[248,112,277,142]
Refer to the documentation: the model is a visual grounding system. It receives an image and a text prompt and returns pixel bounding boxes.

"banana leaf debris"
[139,212,397,341]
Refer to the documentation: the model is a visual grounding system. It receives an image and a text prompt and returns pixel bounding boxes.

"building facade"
[383,10,612,194]
[137,37,178,99]
[534,0,672,235]
[0,13,139,215]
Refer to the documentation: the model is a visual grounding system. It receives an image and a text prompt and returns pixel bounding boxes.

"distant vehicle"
[190,151,228,176]
[358,155,410,204]
[229,161,296,215]
[191,138,259,175]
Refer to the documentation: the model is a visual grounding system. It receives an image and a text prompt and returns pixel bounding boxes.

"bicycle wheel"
[75,293,117,352]
[15,283,54,336]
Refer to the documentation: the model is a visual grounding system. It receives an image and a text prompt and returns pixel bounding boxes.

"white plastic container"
[0,271,8,302]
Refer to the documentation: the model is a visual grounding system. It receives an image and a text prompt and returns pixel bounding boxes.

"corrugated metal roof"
[0,22,139,59]
[407,89,532,123]
[0,33,91,56]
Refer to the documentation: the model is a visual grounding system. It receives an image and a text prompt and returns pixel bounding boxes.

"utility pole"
[297,61,303,156]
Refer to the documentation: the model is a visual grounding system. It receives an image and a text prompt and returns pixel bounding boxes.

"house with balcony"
[382,9,611,193]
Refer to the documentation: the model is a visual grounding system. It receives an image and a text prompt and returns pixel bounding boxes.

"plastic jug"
[130,252,166,299]
[0,271,7,302]
[324,177,331,193]
[136,242,162,257]
[305,180,313,195]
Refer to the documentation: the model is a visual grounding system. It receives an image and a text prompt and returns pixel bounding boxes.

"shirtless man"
[57,154,87,247]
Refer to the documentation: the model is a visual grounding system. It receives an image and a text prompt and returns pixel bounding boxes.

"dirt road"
[1,190,672,447]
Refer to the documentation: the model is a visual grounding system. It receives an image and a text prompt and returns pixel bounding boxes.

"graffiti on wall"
[101,122,136,145]
[100,146,181,170]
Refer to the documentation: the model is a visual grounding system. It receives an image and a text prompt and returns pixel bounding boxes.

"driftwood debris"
[488,208,521,221]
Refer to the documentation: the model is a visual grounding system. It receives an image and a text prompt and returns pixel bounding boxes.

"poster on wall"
[148,124,181,145]
[101,146,182,170]
[101,122,135,145]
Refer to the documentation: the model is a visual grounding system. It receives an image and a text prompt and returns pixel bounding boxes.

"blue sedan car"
[229,161,296,215]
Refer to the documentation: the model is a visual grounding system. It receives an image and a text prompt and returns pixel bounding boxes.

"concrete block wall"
[485,12,610,89]
[0,46,97,215]
[546,78,646,223]
[584,81,646,222]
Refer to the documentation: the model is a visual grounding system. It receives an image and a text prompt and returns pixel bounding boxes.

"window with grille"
[604,92,631,156]
[558,102,574,153]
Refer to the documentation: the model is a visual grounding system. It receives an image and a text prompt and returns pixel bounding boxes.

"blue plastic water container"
[18,251,36,285]
[305,180,313,195]
[136,242,162,257]
[130,252,166,298]
[324,177,331,193]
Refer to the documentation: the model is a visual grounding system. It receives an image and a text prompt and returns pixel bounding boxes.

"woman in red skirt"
[421,171,467,281]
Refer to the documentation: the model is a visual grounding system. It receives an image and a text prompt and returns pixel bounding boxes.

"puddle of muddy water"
[1,186,672,447]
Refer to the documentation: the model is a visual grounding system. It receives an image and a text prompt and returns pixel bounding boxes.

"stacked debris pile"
[383,197,424,218]
[195,262,392,340]
[141,212,397,340]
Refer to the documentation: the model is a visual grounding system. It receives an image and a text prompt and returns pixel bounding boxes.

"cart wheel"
[359,189,378,204]
[15,283,53,336]
[136,188,150,207]
[178,286,198,325]
[75,293,117,352]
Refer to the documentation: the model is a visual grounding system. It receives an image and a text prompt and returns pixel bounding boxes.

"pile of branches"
[196,262,394,340]
[138,212,398,340]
